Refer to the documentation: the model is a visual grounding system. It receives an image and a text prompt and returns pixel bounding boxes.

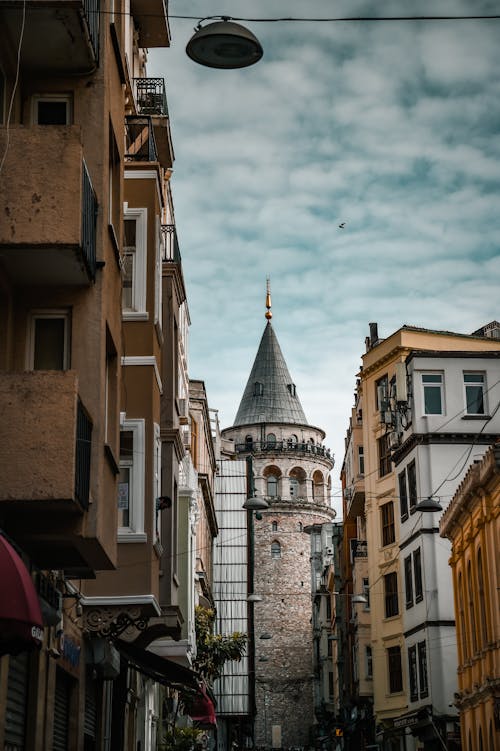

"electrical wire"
[0,0,26,177]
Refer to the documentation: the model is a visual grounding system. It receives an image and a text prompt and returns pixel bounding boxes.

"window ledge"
[118,532,147,543]
[461,414,490,420]
[122,311,149,321]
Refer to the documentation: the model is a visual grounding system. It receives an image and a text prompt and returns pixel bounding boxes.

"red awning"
[0,535,44,656]
[189,684,217,727]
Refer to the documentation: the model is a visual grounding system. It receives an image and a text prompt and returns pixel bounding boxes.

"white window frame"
[27,309,70,370]
[421,372,444,415]
[122,205,148,320]
[463,371,486,415]
[153,422,161,543]
[154,215,162,329]
[118,418,146,542]
[32,94,72,125]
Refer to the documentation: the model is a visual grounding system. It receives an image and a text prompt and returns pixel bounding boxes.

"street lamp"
[186,18,264,69]
[415,496,443,512]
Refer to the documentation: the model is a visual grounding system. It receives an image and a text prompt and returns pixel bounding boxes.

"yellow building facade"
[440,443,500,751]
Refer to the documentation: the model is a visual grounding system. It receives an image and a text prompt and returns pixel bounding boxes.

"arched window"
[468,730,472,751]
[245,434,253,450]
[266,433,276,448]
[271,521,278,532]
[289,478,299,497]
[477,548,488,647]
[267,475,279,498]
[467,561,478,654]
[458,572,468,661]
[312,470,324,502]
[298,522,303,532]
[479,727,484,751]
[271,541,281,559]
[253,381,263,396]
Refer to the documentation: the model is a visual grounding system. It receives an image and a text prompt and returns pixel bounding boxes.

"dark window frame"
[384,572,399,618]
[381,501,395,546]
[398,470,409,520]
[387,646,403,694]
[378,433,392,478]
[404,555,414,609]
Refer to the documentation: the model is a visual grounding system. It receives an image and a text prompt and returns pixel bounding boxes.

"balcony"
[0,371,111,572]
[0,0,99,74]
[161,225,181,264]
[130,0,170,47]
[131,78,174,168]
[0,126,97,285]
[234,440,333,460]
[345,481,365,520]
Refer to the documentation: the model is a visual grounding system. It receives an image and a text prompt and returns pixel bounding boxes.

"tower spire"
[265,277,272,320]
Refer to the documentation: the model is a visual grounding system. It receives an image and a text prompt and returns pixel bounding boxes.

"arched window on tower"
[253,382,264,396]
[267,475,279,498]
[312,470,324,502]
[245,435,253,450]
[271,521,278,532]
[288,434,298,449]
[271,541,281,559]
[266,433,276,449]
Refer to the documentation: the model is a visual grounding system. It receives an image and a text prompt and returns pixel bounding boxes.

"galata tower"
[221,285,335,748]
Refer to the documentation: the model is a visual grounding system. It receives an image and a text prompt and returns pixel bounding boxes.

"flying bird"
[338,222,346,229]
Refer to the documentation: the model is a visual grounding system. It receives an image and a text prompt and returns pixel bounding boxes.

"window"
[328,672,334,700]
[384,572,399,618]
[387,646,403,693]
[407,460,418,511]
[398,470,409,520]
[362,578,370,610]
[477,549,489,647]
[154,216,162,328]
[381,502,395,546]
[404,555,414,608]
[288,434,298,448]
[28,311,70,370]
[109,125,120,238]
[365,645,373,679]
[33,94,71,124]
[408,645,418,701]
[245,435,253,450]
[287,383,296,396]
[266,433,277,448]
[253,381,264,396]
[375,374,389,411]
[267,475,278,498]
[464,372,486,415]
[122,206,148,319]
[118,419,146,541]
[417,641,428,697]
[358,445,365,476]
[413,548,423,601]
[378,433,392,477]
[271,521,278,532]
[271,541,281,559]
[467,561,478,653]
[105,329,118,448]
[153,423,161,543]
[289,477,299,497]
[458,571,469,661]
[422,373,444,415]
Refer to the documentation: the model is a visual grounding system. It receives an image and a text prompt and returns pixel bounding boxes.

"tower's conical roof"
[233,321,308,426]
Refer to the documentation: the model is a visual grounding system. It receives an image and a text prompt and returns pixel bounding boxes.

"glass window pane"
[34,318,66,370]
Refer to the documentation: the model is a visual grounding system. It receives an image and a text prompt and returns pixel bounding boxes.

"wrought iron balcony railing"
[75,399,92,510]
[84,0,100,61]
[125,116,158,163]
[235,440,332,459]
[134,78,169,116]
[81,161,97,280]
[161,224,182,264]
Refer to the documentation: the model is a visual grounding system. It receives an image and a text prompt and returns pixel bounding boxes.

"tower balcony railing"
[234,440,332,460]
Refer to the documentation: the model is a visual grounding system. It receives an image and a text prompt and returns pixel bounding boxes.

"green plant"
[159,726,204,751]
[193,606,247,683]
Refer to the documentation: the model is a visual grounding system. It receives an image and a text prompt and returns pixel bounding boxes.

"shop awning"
[189,683,217,727]
[115,638,201,692]
[0,534,44,656]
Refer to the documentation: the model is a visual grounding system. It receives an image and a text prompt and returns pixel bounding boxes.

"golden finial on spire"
[265,277,272,320]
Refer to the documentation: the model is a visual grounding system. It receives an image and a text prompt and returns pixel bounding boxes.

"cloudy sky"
[149,1,500,515]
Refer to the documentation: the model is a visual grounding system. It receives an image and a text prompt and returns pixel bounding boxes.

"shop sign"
[394,714,419,729]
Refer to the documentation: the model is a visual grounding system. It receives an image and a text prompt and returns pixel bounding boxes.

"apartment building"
[0,2,210,748]
[440,443,500,751]
[346,321,500,751]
